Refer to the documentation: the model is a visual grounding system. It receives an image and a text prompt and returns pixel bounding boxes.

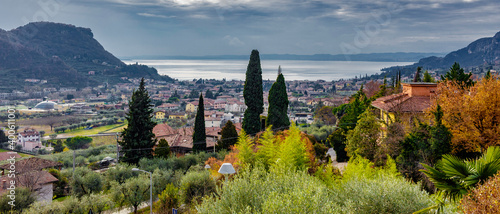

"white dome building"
[34,101,57,110]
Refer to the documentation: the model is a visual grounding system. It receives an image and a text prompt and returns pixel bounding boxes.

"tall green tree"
[338,87,368,131]
[193,93,206,152]
[120,78,157,164]
[188,90,200,99]
[429,104,452,161]
[327,128,348,162]
[154,138,170,158]
[397,122,433,183]
[441,62,474,88]
[243,50,264,135]
[423,70,434,82]
[266,73,290,130]
[53,139,65,153]
[65,136,92,150]
[216,121,238,151]
[413,67,422,82]
[205,89,214,99]
[345,110,380,161]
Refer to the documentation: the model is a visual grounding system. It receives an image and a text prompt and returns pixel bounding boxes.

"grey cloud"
[1,0,499,56]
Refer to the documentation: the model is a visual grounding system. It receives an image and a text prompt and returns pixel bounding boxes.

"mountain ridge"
[380,31,500,77]
[0,22,171,92]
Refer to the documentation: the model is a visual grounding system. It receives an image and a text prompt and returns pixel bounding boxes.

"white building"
[205,117,222,128]
[225,102,247,113]
[17,128,42,151]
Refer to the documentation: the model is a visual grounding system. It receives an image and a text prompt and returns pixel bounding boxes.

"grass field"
[0,105,27,110]
[102,123,127,133]
[91,135,117,146]
[62,123,125,136]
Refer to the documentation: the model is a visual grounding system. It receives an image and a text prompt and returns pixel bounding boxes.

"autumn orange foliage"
[435,76,500,154]
[205,145,239,179]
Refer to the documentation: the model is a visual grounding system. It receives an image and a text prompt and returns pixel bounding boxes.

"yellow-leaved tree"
[235,130,255,168]
[274,123,310,171]
[255,127,277,169]
[230,123,314,172]
[436,75,500,155]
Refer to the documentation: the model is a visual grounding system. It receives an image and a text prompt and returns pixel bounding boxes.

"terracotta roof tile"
[372,93,432,113]
[0,152,21,162]
[0,171,58,194]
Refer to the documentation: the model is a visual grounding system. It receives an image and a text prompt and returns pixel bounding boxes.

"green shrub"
[180,170,216,204]
[197,157,432,214]
[104,164,137,186]
[70,167,104,197]
[110,175,151,213]
[156,183,180,214]
[24,195,114,214]
[0,187,36,213]
[197,167,335,213]
[152,168,175,196]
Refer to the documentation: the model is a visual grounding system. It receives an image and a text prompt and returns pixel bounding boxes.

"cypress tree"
[216,121,238,151]
[120,78,157,164]
[266,72,290,130]
[413,67,422,82]
[192,93,206,152]
[243,50,264,135]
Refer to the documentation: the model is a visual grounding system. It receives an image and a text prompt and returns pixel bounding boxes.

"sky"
[1,0,499,57]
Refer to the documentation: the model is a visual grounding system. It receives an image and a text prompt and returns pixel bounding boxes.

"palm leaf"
[421,163,464,201]
[439,154,471,179]
[481,146,500,163]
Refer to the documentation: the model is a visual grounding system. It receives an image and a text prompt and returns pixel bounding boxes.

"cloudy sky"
[1,0,499,57]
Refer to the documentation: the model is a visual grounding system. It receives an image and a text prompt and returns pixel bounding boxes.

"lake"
[122,59,413,81]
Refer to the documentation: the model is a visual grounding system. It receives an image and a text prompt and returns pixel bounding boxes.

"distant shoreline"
[119,52,444,63]
[123,59,414,81]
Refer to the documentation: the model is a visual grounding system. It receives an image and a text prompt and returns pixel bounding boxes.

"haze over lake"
[123,60,413,81]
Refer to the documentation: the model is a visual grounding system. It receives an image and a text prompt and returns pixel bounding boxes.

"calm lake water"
[122,59,413,81]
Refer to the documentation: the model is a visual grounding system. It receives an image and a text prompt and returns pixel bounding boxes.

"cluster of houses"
[153,121,243,153]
